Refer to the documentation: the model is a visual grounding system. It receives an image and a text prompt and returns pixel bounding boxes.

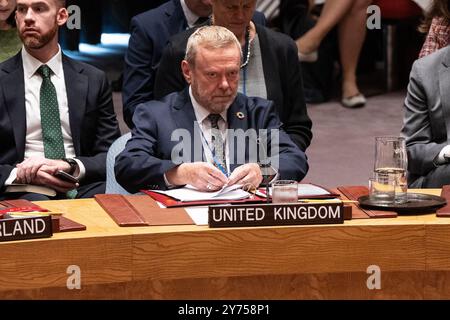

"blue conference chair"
[105,132,132,194]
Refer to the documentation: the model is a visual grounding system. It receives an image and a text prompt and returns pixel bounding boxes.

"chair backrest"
[106,132,132,194]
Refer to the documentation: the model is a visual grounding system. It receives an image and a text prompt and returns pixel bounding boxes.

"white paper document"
[297,184,331,196]
[150,184,250,202]
[185,206,209,225]
[264,183,332,197]
[156,201,209,225]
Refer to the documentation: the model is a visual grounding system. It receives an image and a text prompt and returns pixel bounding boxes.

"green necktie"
[38,65,77,199]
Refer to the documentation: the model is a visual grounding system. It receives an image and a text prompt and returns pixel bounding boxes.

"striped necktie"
[207,114,227,173]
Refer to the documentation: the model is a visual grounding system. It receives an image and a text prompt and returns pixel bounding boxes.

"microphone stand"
[259,164,275,203]
[252,131,277,203]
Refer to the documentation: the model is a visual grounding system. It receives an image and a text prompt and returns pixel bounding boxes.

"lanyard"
[242,66,247,96]
[199,122,229,177]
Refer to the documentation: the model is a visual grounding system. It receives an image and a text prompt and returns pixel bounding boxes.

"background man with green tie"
[0,0,120,200]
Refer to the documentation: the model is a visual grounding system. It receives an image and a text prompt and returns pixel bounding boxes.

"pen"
[4,211,63,217]
[298,199,358,203]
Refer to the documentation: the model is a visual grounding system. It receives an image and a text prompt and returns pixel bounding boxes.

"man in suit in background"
[0,0,120,200]
[122,0,213,129]
[122,0,266,129]
[115,26,308,194]
[402,46,450,188]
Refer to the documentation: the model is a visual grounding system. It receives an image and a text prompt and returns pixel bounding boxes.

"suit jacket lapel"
[166,0,188,35]
[172,89,203,162]
[439,52,450,142]
[63,55,87,155]
[1,53,26,159]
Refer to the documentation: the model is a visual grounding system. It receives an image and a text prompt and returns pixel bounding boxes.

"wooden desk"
[1,189,450,299]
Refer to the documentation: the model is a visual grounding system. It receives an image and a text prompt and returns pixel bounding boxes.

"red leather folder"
[49,216,87,233]
[95,194,195,226]
[0,199,48,216]
[436,185,450,217]
[95,194,147,226]
[0,199,86,232]
[56,216,87,232]
[338,185,397,219]
[142,190,266,208]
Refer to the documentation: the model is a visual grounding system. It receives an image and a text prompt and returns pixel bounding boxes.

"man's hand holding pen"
[165,162,263,192]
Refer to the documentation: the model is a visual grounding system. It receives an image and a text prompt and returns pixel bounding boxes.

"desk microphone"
[255,134,277,203]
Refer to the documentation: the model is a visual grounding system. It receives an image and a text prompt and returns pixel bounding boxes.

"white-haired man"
[116,26,307,194]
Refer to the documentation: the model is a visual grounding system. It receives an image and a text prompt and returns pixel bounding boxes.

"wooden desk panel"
[0,189,447,299]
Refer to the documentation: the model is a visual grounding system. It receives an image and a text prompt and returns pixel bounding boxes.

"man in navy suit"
[115,26,307,194]
[122,0,266,129]
[122,0,212,129]
[153,0,312,152]
[0,0,120,200]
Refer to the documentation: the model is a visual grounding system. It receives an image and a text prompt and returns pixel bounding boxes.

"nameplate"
[208,202,344,228]
[0,216,53,242]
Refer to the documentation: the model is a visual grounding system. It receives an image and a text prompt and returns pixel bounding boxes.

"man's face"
[0,0,16,22]
[15,0,67,49]
[211,0,256,36]
[182,44,241,114]
[185,0,212,17]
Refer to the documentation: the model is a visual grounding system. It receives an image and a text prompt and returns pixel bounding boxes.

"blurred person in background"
[0,0,120,200]
[122,0,213,129]
[296,0,372,108]
[154,0,313,152]
[419,0,450,58]
[0,0,21,63]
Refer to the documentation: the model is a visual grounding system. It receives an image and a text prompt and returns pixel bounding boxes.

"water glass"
[374,136,408,204]
[369,174,396,204]
[271,180,298,203]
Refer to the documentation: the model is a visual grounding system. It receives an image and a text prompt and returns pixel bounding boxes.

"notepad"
[5,184,56,197]
[150,184,250,202]
[262,183,338,198]
[298,184,333,196]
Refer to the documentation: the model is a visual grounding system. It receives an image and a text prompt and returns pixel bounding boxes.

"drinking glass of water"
[271,180,298,203]
[369,174,396,204]
[374,136,408,204]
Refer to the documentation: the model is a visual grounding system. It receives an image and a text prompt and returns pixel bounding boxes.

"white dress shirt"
[5,46,85,185]
[256,0,280,21]
[189,87,231,175]
[180,0,202,28]
[436,145,450,165]
[163,87,231,187]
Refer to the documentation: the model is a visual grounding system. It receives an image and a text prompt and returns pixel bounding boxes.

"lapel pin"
[236,112,245,119]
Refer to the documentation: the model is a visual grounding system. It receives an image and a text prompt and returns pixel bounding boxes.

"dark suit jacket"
[153,23,312,151]
[115,90,308,194]
[122,0,266,128]
[402,47,450,188]
[0,52,120,190]
[276,0,309,39]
